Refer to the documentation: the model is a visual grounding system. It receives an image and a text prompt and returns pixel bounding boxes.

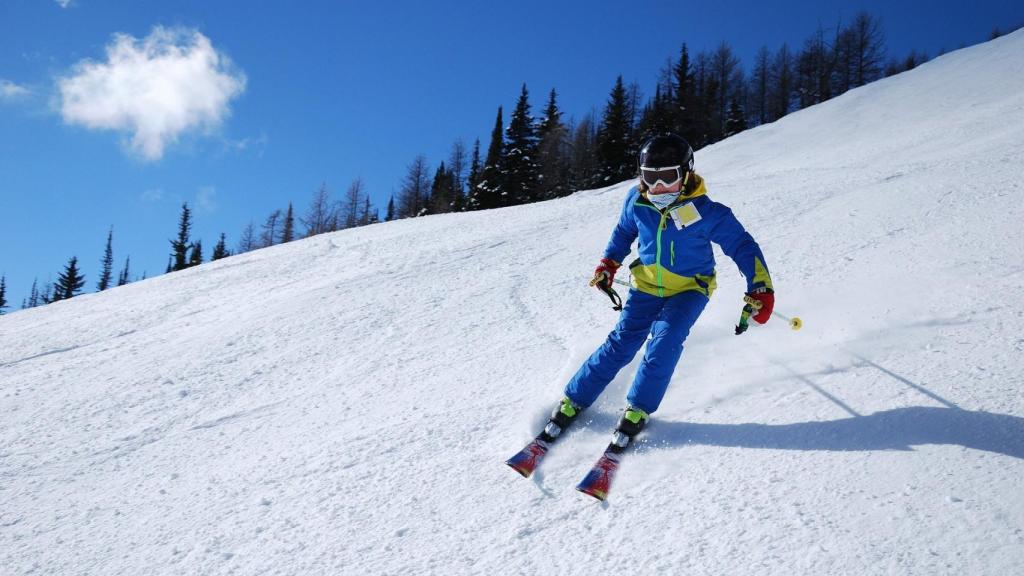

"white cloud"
[55,0,73,8]
[1,79,31,100]
[196,186,217,213]
[141,188,165,202]
[58,26,246,161]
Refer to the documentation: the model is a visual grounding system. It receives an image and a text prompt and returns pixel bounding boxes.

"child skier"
[509,133,775,483]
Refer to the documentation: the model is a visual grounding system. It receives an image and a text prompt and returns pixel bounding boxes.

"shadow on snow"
[646,406,1024,459]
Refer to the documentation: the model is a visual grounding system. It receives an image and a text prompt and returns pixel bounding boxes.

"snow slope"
[3,30,1024,576]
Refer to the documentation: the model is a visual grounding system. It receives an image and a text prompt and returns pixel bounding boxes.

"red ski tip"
[576,485,608,501]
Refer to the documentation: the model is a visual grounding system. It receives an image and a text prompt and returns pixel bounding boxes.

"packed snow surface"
[3,30,1024,576]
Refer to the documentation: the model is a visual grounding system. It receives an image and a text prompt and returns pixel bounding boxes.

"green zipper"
[671,241,675,266]
[637,201,670,297]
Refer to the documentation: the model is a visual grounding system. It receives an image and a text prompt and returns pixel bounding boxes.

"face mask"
[648,191,679,209]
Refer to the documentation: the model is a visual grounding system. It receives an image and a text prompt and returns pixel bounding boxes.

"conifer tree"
[342,179,365,228]
[27,278,40,308]
[474,106,505,209]
[725,97,748,137]
[537,88,572,199]
[448,140,467,212]
[430,162,452,214]
[212,233,230,260]
[673,44,697,142]
[571,114,600,190]
[189,240,203,267]
[397,155,430,218]
[301,183,335,237]
[636,85,675,144]
[170,203,192,272]
[846,12,885,88]
[0,275,7,314]
[748,46,771,126]
[98,227,114,291]
[385,195,395,221]
[237,222,257,253]
[359,196,374,226]
[466,139,482,210]
[118,257,131,286]
[768,44,795,122]
[281,203,295,243]
[41,282,54,305]
[796,25,836,109]
[502,84,541,204]
[260,209,282,248]
[597,76,635,184]
[55,256,86,300]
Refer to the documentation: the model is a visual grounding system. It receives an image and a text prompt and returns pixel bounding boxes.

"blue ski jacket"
[603,174,773,298]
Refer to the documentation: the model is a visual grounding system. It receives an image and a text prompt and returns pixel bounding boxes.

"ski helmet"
[638,134,694,172]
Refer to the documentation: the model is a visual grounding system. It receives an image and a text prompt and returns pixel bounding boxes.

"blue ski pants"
[564,289,708,414]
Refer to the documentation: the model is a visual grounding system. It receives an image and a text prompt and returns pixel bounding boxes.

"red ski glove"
[589,258,621,289]
[745,288,775,324]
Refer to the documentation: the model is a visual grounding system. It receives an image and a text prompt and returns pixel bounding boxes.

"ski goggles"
[640,165,688,189]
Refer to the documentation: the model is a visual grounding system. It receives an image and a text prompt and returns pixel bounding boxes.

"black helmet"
[638,133,694,171]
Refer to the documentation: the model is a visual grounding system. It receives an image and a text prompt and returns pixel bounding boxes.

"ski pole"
[589,275,623,311]
[735,295,803,335]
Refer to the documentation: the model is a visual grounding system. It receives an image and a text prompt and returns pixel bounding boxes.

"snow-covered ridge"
[2,30,1023,575]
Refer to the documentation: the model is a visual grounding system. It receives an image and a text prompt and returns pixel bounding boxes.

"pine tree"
[0,275,7,314]
[189,240,203,267]
[237,222,256,253]
[448,139,467,212]
[260,209,282,248]
[281,203,295,243]
[170,203,192,272]
[850,12,886,87]
[796,25,836,109]
[98,227,114,291]
[118,257,131,286]
[474,106,505,209]
[710,42,743,141]
[768,44,795,122]
[465,139,481,210]
[301,183,335,237]
[673,44,697,143]
[397,155,430,218]
[536,88,572,199]
[359,196,374,226]
[636,85,675,144]
[40,282,54,305]
[55,256,86,300]
[571,114,600,190]
[342,179,365,228]
[212,233,230,260]
[724,97,748,137]
[748,46,771,126]
[502,84,541,205]
[430,162,452,214]
[27,278,40,308]
[597,75,635,184]
[385,195,395,221]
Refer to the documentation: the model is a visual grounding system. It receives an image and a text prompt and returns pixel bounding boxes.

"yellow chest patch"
[670,202,702,229]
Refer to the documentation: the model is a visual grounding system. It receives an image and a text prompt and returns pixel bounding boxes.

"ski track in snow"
[2,30,1024,576]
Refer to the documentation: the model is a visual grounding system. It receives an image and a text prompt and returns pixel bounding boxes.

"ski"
[505,437,552,478]
[506,398,581,478]
[576,407,648,501]
[575,445,626,501]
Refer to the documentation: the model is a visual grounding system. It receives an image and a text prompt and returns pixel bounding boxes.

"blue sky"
[1,0,1021,309]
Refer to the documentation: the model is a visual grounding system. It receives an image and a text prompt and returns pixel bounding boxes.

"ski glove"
[590,258,621,289]
[745,288,775,324]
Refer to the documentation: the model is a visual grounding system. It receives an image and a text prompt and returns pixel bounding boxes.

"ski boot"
[506,397,582,478]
